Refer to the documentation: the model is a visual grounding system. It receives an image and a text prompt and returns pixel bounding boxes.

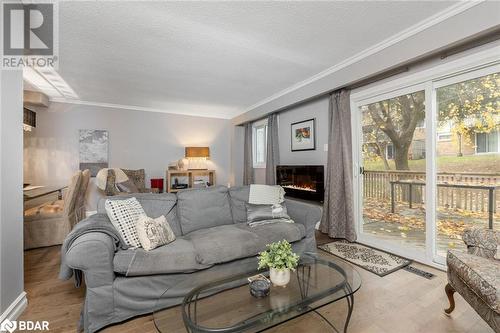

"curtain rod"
[240,26,500,125]
[345,25,500,91]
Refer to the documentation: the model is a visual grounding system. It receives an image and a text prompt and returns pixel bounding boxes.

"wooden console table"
[166,170,216,193]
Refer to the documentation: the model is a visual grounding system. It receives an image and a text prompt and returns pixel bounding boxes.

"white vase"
[270,268,290,287]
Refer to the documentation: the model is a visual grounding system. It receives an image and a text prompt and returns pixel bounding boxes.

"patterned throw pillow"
[116,179,139,193]
[136,215,176,251]
[105,197,146,247]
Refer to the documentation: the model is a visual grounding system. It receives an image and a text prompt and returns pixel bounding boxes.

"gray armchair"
[445,227,500,332]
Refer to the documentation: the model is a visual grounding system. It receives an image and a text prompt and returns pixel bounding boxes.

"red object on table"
[150,178,164,193]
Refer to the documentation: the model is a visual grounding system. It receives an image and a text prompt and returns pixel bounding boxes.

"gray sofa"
[62,185,321,333]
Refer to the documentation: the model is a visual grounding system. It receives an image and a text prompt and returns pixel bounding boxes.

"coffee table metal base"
[184,287,355,333]
[253,290,354,333]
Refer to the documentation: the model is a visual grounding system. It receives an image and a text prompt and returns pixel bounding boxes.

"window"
[386,143,394,160]
[437,133,452,141]
[437,121,452,141]
[476,131,499,153]
[411,140,425,159]
[252,120,268,168]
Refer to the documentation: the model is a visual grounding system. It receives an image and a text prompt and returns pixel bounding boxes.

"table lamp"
[185,147,210,170]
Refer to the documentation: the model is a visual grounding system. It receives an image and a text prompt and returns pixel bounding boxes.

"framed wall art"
[291,118,316,151]
[79,129,109,176]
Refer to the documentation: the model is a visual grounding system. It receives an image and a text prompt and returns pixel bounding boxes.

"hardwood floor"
[19,233,493,333]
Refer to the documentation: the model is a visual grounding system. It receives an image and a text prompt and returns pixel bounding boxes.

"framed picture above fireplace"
[290,118,316,151]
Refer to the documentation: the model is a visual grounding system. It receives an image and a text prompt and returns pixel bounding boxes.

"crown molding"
[48,98,234,120]
[242,1,484,114]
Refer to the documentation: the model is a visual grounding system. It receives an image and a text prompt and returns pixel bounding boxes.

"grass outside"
[364,154,500,174]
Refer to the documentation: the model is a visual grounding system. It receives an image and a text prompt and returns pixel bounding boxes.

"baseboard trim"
[0,292,28,324]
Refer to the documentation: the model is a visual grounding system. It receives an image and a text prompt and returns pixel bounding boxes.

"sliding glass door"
[359,87,428,253]
[433,71,499,262]
[352,54,499,266]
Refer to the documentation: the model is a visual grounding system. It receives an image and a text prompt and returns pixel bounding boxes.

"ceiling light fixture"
[23,67,79,100]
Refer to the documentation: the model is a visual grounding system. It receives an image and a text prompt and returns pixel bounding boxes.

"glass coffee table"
[153,253,361,333]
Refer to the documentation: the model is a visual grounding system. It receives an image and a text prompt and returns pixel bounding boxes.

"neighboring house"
[381,123,499,160]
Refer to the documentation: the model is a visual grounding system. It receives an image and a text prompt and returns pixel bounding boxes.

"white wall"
[251,96,329,184]
[0,70,25,319]
[278,97,329,167]
[24,103,232,210]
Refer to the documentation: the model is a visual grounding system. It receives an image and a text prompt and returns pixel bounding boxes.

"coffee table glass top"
[153,252,361,333]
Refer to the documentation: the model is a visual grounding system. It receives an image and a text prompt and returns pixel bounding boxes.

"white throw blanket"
[248,184,285,205]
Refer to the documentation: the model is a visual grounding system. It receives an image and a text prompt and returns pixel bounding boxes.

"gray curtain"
[266,113,280,185]
[243,123,254,185]
[320,90,357,242]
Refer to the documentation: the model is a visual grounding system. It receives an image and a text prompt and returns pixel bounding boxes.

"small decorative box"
[248,274,271,298]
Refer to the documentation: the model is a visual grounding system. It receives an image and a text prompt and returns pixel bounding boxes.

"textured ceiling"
[55,1,457,118]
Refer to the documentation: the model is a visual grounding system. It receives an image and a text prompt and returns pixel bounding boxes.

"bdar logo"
[0,319,17,333]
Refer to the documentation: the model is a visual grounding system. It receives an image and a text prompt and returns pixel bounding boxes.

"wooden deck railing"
[363,170,500,212]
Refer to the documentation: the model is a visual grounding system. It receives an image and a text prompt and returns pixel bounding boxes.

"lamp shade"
[185,147,210,158]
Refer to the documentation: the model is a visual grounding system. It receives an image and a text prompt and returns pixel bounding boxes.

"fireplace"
[276,165,324,202]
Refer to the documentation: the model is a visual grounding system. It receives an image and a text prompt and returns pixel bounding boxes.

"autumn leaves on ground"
[363,198,499,250]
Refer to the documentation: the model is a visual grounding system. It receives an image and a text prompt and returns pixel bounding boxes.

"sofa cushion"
[98,193,182,236]
[229,186,249,224]
[185,224,260,265]
[248,221,305,247]
[177,186,233,234]
[113,238,211,276]
[186,222,306,266]
[447,250,500,313]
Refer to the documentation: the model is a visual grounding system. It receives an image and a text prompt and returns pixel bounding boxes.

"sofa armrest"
[462,227,500,259]
[65,232,115,287]
[285,199,322,237]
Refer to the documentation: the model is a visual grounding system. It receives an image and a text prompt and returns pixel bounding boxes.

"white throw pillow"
[136,215,176,251]
[105,197,146,247]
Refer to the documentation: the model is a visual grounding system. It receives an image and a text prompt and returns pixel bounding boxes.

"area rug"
[318,241,411,277]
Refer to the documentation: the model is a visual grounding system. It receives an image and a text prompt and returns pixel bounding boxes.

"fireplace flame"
[282,184,316,192]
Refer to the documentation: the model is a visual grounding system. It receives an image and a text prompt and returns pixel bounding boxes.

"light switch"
[323,143,328,151]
